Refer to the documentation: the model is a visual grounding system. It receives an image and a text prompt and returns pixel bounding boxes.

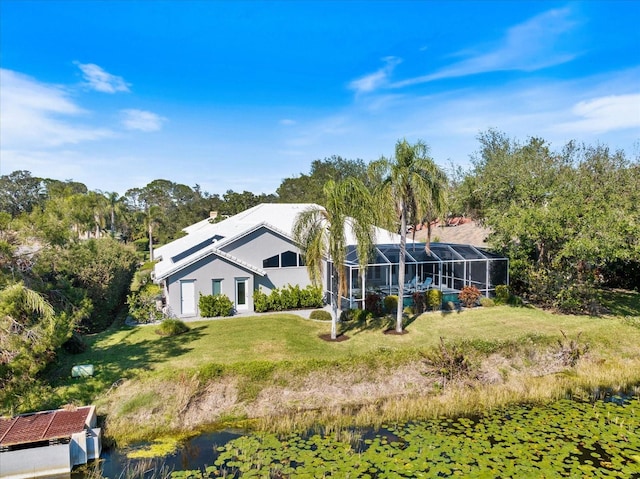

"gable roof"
[153,203,410,282]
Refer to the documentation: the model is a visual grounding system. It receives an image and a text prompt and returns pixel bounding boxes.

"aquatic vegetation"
[172,395,640,477]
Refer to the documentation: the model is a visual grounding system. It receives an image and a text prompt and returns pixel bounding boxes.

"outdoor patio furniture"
[404,275,418,292]
[417,277,433,291]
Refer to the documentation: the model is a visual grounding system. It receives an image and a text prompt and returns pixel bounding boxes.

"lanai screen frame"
[326,242,509,309]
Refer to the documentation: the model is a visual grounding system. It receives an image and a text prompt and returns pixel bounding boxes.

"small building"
[0,405,101,478]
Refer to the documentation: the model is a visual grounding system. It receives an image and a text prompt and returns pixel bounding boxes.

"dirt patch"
[318,333,349,342]
[383,329,409,336]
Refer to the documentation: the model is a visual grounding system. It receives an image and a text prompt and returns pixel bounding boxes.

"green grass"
[45,298,640,409]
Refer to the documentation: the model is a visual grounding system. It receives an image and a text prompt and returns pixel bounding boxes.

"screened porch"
[327,242,509,310]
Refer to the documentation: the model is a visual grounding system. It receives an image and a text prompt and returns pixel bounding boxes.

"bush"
[495,285,510,304]
[156,319,189,337]
[404,306,414,315]
[253,285,323,313]
[341,308,373,323]
[253,288,269,312]
[423,338,473,387]
[199,293,234,317]
[365,292,384,317]
[309,310,332,321]
[127,283,164,323]
[426,289,443,311]
[383,295,398,314]
[479,297,495,307]
[459,286,481,308]
[412,291,426,314]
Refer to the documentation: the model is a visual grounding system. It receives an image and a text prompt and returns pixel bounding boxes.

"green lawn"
[47,297,640,409]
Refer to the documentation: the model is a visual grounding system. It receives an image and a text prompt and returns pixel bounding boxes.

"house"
[152,203,406,317]
[0,405,101,478]
[153,203,508,317]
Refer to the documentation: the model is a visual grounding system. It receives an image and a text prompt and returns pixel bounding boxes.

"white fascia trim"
[155,245,266,282]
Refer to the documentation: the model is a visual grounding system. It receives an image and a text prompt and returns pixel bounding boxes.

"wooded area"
[1,132,638,413]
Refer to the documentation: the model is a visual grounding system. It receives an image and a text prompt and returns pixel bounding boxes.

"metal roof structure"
[331,242,509,309]
[0,406,94,447]
[154,203,414,282]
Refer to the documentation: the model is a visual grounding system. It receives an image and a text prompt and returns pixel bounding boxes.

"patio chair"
[403,275,418,292]
[417,277,433,291]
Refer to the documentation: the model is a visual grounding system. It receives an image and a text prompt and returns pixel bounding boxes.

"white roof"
[154,203,409,281]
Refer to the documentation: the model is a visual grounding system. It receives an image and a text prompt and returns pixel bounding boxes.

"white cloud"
[392,7,579,87]
[121,109,167,132]
[279,118,296,126]
[349,57,402,94]
[557,94,640,133]
[75,62,130,93]
[0,68,113,148]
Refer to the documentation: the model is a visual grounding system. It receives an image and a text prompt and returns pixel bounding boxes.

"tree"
[293,178,376,340]
[0,171,44,217]
[370,139,447,333]
[0,283,77,408]
[277,156,370,204]
[459,130,640,309]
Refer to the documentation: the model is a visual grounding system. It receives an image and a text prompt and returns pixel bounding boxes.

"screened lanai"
[327,243,509,309]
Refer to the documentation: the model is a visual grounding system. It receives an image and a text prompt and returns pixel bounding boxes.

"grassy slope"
[46,297,640,411]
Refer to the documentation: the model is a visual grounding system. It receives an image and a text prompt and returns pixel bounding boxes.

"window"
[281,251,297,267]
[263,251,304,268]
[263,254,279,268]
[212,279,222,296]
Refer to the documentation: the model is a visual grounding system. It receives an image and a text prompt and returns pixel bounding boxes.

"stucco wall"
[167,255,252,317]
[166,227,320,315]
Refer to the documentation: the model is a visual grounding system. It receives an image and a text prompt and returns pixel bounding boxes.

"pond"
[83,392,640,478]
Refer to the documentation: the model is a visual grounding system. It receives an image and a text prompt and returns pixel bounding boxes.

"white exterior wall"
[167,256,251,317]
[165,228,317,315]
[0,443,71,479]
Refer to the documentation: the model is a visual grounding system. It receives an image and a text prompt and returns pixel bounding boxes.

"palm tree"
[370,139,447,333]
[293,178,376,340]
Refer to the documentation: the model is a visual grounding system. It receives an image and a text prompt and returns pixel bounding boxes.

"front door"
[235,278,248,311]
[180,280,196,316]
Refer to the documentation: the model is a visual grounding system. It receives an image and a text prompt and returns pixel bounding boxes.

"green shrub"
[426,289,443,311]
[495,285,510,304]
[356,309,374,323]
[339,309,356,322]
[253,288,269,312]
[479,297,495,307]
[459,286,481,308]
[404,306,414,316]
[127,283,163,323]
[309,310,332,321]
[384,295,398,314]
[300,285,324,308]
[155,319,189,337]
[254,285,323,313]
[199,293,234,317]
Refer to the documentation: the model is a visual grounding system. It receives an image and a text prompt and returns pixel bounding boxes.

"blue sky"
[1,1,639,196]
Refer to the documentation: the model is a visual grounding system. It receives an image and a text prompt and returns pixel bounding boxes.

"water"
[79,391,640,478]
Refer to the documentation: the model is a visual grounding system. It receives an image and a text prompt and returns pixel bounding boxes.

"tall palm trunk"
[396,202,407,332]
[330,267,338,339]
